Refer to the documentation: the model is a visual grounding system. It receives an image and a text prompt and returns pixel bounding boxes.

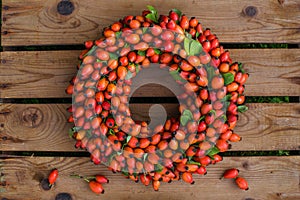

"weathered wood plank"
[0,49,299,98]
[0,156,299,200]
[0,103,299,151]
[0,51,77,98]
[130,103,300,151]
[2,0,300,46]
[0,104,75,151]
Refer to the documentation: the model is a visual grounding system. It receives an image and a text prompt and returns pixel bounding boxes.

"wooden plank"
[0,103,299,151]
[0,104,75,151]
[0,49,299,98]
[0,156,299,200]
[130,103,300,151]
[2,0,300,46]
[0,51,77,99]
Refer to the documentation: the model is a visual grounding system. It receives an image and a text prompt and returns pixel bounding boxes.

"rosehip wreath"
[66,6,248,191]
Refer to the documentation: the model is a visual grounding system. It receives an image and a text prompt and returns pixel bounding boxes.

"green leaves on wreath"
[180,109,193,126]
[184,37,203,56]
[145,5,159,23]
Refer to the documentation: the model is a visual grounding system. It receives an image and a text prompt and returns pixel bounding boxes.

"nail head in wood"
[55,193,73,200]
[40,178,51,191]
[57,0,75,16]
[244,6,258,17]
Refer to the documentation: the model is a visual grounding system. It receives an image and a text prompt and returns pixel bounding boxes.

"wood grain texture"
[0,104,75,151]
[0,51,78,98]
[2,0,300,46]
[0,103,299,151]
[0,156,299,200]
[1,49,299,98]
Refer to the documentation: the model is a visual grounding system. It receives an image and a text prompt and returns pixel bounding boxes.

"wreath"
[66,6,248,190]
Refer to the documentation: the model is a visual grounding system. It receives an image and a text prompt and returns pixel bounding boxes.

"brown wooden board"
[0,49,299,98]
[0,103,299,152]
[2,0,300,46]
[0,156,299,200]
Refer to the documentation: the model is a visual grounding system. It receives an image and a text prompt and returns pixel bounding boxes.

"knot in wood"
[3,5,9,10]
[21,107,43,128]
[57,0,74,16]
[244,6,258,17]
[55,193,73,200]
[242,161,250,169]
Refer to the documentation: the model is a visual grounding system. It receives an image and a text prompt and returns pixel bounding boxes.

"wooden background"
[1,0,300,199]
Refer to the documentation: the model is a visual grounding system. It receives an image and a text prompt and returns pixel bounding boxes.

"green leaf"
[284,96,289,103]
[180,115,189,126]
[198,115,205,122]
[109,129,115,135]
[238,62,245,73]
[85,130,92,139]
[209,109,216,116]
[143,153,148,161]
[219,115,227,122]
[195,31,200,38]
[270,97,282,103]
[237,105,248,113]
[122,171,129,177]
[189,40,202,56]
[183,109,193,120]
[137,50,146,56]
[224,101,230,109]
[146,13,158,23]
[126,135,132,143]
[115,31,122,38]
[186,161,201,166]
[136,66,140,74]
[96,59,107,64]
[222,72,235,85]
[147,5,157,13]
[142,27,148,34]
[206,66,216,82]
[221,94,232,102]
[109,53,118,60]
[172,8,182,18]
[68,128,75,138]
[107,153,117,165]
[154,164,164,172]
[83,45,97,57]
[125,71,133,80]
[156,150,163,157]
[154,48,161,54]
[73,126,80,132]
[184,38,191,55]
[169,70,185,82]
[277,150,289,156]
[185,32,192,39]
[207,146,220,157]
